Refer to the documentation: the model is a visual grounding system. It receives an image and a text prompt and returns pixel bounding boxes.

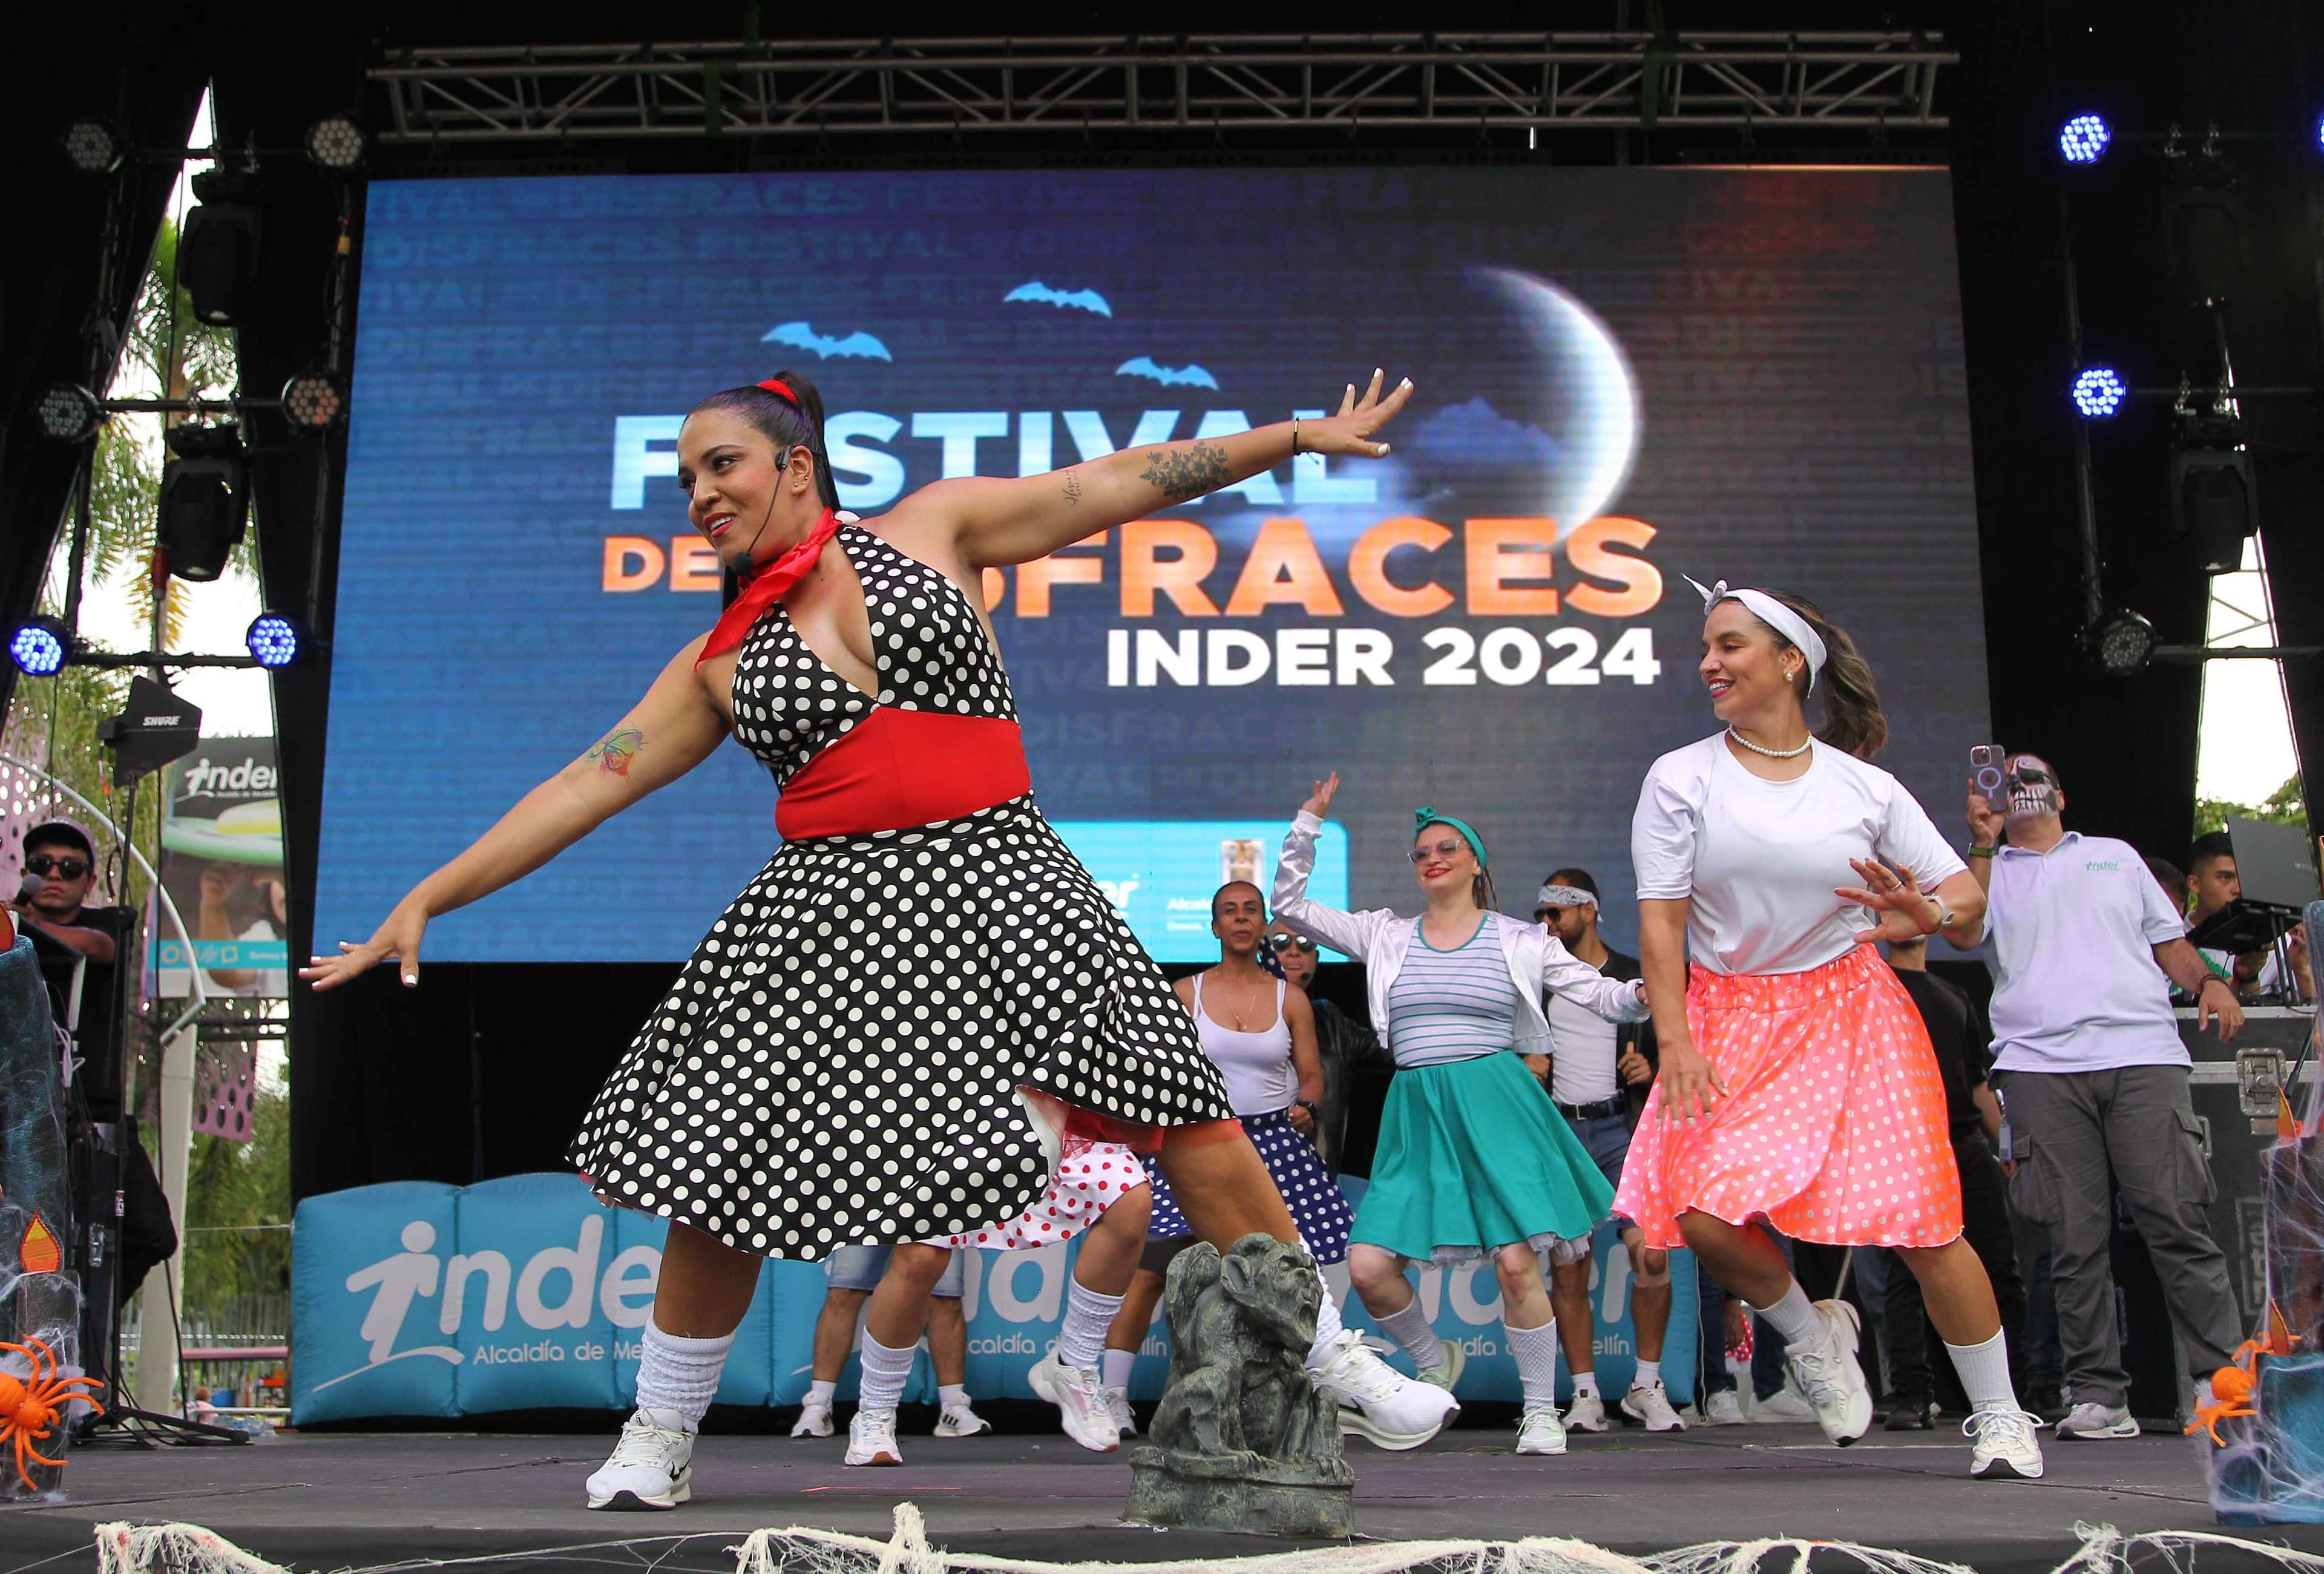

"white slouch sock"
[634,1323,735,1434]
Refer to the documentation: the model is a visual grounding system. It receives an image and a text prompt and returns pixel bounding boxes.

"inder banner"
[290,1172,1695,1424]
[153,738,290,999]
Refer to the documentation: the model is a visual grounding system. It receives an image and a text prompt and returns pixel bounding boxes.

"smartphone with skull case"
[1971,745,2008,815]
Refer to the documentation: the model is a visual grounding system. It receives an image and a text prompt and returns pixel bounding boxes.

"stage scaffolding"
[369,33,1952,146]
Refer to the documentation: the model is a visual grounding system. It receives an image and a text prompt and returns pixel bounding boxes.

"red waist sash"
[775,706,1032,841]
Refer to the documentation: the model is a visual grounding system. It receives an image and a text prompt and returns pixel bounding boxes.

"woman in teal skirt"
[1272,772,1650,1457]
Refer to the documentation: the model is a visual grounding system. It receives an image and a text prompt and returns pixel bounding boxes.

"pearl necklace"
[1727,726,1812,759]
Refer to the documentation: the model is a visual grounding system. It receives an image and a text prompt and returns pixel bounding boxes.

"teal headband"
[1413,806,1488,868]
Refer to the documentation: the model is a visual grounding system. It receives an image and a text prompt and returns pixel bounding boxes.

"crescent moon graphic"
[1474,267,1641,532]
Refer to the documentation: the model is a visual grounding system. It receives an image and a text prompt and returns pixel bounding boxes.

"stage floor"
[5,1418,2319,1574]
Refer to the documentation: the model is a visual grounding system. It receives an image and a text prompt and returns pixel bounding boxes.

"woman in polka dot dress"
[1615,578,2043,1481]
[1097,879,1354,1437]
[304,367,1456,1510]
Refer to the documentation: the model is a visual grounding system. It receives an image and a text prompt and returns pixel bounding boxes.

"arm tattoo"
[588,726,644,777]
[1139,441,1230,502]
[1062,467,1084,507]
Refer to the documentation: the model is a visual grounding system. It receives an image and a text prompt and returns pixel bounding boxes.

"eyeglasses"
[26,855,88,880]
[1408,838,1468,866]
[1267,934,1317,954]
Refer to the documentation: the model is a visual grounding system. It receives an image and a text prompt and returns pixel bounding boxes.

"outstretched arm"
[301,637,730,989]
[914,371,1413,569]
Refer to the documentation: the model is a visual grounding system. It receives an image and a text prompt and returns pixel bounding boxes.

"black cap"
[24,820,95,862]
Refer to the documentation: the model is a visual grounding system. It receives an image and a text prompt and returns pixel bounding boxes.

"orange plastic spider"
[0,1336,105,1491]
[2187,1338,2270,1447]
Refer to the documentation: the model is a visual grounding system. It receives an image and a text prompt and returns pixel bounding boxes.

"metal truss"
[370,33,1952,145]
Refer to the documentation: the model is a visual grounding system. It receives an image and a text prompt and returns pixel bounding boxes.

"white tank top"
[1193,972,1301,1117]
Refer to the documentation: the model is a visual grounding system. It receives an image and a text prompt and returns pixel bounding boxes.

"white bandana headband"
[1535,884,1595,910]
[1686,575,1827,694]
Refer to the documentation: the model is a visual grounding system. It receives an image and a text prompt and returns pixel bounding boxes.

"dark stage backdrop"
[312,166,1988,965]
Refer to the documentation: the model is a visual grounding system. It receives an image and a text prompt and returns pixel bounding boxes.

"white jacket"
[1271,810,1650,1061]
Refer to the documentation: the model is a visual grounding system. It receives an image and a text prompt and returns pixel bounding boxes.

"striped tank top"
[1385,917,1520,1068]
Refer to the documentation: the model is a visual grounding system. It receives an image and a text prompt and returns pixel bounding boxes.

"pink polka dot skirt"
[930,1135,1150,1251]
[1613,945,1963,1252]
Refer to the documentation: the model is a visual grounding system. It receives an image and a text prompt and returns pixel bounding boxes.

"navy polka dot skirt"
[1146,1109,1353,1263]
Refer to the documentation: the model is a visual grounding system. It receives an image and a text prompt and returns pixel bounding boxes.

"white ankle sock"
[1572,1370,1600,1399]
[1059,1277,1122,1372]
[1506,1319,1560,1408]
[634,1323,735,1434]
[1943,1330,2017,1412]
[1750,1281,1822,1348]
[1102,1348,1138,1393]
[1373,1298,1443,1371]
[1304,1249,1347,1368]
[1633,1358,1663,1389]
[804,1379,836,1408]
[857,1333,917,1415]
[937,1383,970,1411]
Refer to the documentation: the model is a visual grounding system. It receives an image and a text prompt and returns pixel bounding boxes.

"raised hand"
[1301,772,1342,819]
[1299,370,1413,459]
[1965,778,2005,848]
[1835,858,1939,940]
[301,899,428,991]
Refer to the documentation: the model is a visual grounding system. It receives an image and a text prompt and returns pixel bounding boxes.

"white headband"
[1686,575,1826,695]
[1535,884,1595,910]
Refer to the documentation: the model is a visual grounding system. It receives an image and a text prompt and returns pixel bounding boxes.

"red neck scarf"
[695,507,842,669]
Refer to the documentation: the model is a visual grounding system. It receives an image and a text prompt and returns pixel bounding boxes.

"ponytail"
[1760,588,1887,761]
[688,367,841,510]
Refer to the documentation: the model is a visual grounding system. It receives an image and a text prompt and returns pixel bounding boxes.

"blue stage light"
[246,613,301,669]
[2060,114,2111,165]
[10,620,68,677]
[2315,111,2324,152]
[2072,367,2128,418]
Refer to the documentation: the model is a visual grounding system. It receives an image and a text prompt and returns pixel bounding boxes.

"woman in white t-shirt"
[1613,579,2044,1482]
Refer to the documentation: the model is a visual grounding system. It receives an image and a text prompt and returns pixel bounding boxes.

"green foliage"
[179,1078,292,1308]
[2196,774,2309,842]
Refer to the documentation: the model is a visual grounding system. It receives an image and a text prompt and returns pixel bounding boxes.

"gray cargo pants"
[1997,1064,2240,1409]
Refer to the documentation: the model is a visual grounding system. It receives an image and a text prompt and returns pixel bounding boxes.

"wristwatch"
[1294,1098,1321,1118]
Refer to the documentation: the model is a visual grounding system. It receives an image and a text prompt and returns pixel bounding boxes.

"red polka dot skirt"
[930,1134,1150,1251]
[1613,944,1963,1252]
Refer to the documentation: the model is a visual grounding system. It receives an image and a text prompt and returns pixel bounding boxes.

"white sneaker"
[845,1407,903,1467]
[1563,1391,1610,1433]
[1965,1406,2046,1480]
[1028,1349,1121,1453]
[1309,1330,1460,1450]
[2056,1400,2140,1440]
[1101,1386,1138,1438]
[790,1400,834,1439]
[933,1400,991,1438]
[1782,1300,1873,1446]
[1703,1389,1747,1426]
[1622,1380,1685,1432]
[1415,1338,1466,1394]
[585,1408,694,1510]
[1516,1401,1568,1456]
[1749,1383,1817,1423]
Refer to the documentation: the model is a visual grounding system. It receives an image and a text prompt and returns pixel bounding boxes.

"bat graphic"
[760,321,893,361]
[1004,281,1114,317]
[1115,357,1218,390]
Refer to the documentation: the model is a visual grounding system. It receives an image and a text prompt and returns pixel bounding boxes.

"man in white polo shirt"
[1966,752,2244,1441]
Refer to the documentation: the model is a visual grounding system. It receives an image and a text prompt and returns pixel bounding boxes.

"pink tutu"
[1614,944,1963,1251]
[931,1135,1149,1250]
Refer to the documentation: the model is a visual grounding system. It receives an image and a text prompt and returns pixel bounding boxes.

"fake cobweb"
[2202,904,2324,1525]
[84,1507,2324,1574]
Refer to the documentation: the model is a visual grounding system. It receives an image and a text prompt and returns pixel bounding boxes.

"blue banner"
[292,1172,1695,1423]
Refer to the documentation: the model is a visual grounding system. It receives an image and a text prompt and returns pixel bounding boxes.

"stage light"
[281,370,346,431]
[2084,608,2157,677]
[245,613,302,669]
[2172,425,2258,574]
[157,424,249,583]
[2060,114,2111,165]
[2072,367,2127,418]
[306,114,366,171]
[2314,111,2324,153]
[59,119,122,175]
[180,171,263,327]
[33,383,103,443]
[8,618,70,678]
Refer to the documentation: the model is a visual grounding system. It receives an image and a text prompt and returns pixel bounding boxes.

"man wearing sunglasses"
[1262,922,1388,1175]
[13,821,118,963]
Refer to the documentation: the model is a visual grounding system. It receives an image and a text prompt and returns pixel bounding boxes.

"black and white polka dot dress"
[569,525,1234,1261]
